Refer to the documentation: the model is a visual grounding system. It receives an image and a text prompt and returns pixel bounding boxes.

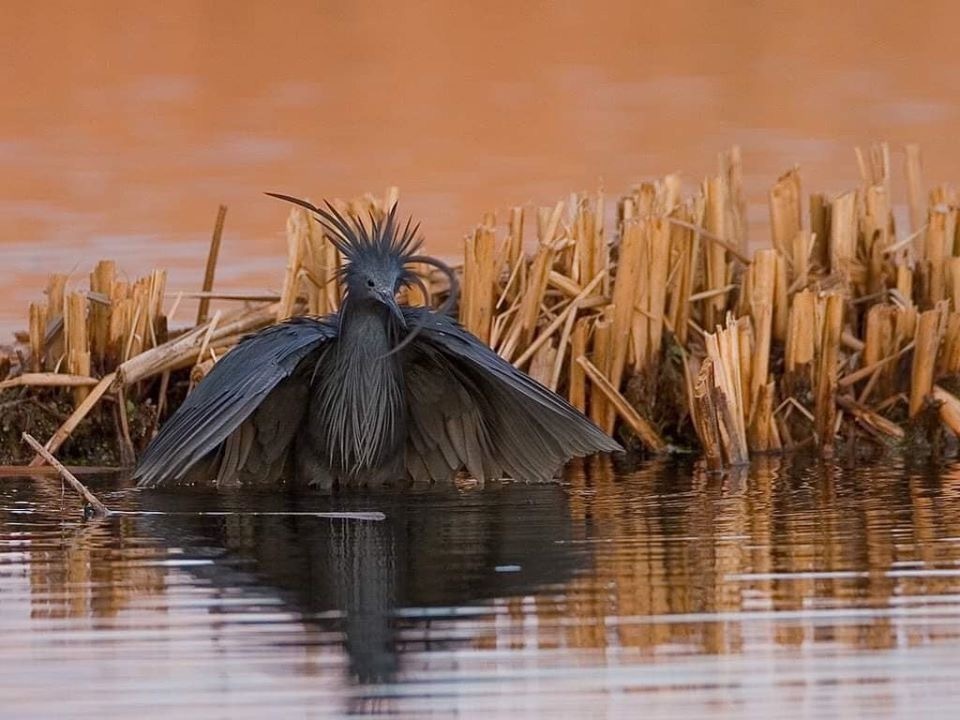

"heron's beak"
[379,291,407,328]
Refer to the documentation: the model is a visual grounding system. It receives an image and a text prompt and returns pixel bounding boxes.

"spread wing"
[135,316,337,488]
[402,308,622,484]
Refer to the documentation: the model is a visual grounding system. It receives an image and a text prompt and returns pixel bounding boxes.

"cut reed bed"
[4,144,960,469]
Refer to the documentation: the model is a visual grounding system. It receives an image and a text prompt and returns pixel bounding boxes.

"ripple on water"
[3,458,960,717]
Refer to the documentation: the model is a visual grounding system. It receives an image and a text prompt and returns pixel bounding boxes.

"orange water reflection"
[8,458,960,716]
[3,2,960,338]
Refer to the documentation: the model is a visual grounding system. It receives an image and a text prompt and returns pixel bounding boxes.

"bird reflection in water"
[135,480,585,684]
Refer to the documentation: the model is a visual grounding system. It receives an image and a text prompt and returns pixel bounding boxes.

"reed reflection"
[494,455,960,657]
[10,455,960,691]
[4,474,165,621]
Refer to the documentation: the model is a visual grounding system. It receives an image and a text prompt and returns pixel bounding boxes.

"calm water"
[3,458,960,718]
[4,3,960,336]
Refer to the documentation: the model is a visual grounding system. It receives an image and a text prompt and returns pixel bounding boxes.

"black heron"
[134,197,622,490]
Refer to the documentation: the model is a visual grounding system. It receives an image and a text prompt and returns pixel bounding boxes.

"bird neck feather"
[317,301,406,473]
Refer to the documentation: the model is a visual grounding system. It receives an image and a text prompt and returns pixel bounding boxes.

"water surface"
[3,457,960,717]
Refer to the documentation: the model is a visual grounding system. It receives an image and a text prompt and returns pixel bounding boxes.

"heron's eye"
[366,279,376,288]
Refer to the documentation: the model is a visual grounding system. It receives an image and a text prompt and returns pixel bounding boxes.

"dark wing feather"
[135,316,337,488]
[403,352,496,484]
[402,308,622,483]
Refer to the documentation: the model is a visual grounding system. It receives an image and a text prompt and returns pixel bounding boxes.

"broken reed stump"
[7,143,960,472]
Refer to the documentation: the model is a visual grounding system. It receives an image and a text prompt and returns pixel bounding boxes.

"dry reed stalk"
[461,223,498,344]
[548,298,580,392]
[924,208,950,307]
[856,142,891,198]
[895,263,914,308]
[702,176,730,331]
[785,289,816,379]
[118,302,280,386]
[195,310,221,368]
[149,270,168,345]
[108,293,128,365]
[836,396,905,441]
[45,274,67,325]
[122,283,146,361]
[0,373,99,391]
[910,306,945,417]
[121,272,166,362]
[44,273,67,368]
[769,167,802,257]
[318,214,344,314]
[814,293,843,455]
[63,292,90,407]
[746,250,776,449]
[507,206,525,283]
[845,339,915,395]
[748,380,778,452]
[809,193,831,271]
[576,356,666,452]
[946,257,960,313]
[513,271,604,369]
[841,329,865,353]
[863,303,894,366]
[190,357,216,386]
[905,144,925,236]
[547,271,586,299]
[498,202,564,361]
[720,147,747,249]
[197,205,227,324]
[28,372,117,467]
[894,304,918,349]
[663,174,683,215]
[528,340,556,386]
[22,432,111,517]
[277,208,305,321]
[494,208,525,307]
[641,217,670,369]
[933,385,960,437]
[115,383,136,466]
[28,303,45,372]
[938,312,960,376]
[605,217,645,429]
[737,316,755,425]
[771,251,789,343]
[704,317,749,464]
[692,358,723,470]
[788,231,814,291]
[829,192,858,282]
[666,211,695,346]
[862,185,893,295]
[589,317,613,429]
[173,291,281,303]
[574,196,606,294]
[859,305,898,398]
[489,301,517,350]
[89,260,115,366]
[568,318,589,412]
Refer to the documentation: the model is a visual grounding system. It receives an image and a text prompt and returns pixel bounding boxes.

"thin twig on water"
[110,510,386,521]
[21,432,112,517]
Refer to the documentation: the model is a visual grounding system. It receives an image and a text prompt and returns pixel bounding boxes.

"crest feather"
[264,193,422,263]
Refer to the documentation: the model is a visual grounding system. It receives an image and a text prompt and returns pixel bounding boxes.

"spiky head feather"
[265,193,460,351]
[265,193,421,288]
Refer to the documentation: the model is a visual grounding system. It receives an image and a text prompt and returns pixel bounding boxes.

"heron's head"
[265,194,458,332]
